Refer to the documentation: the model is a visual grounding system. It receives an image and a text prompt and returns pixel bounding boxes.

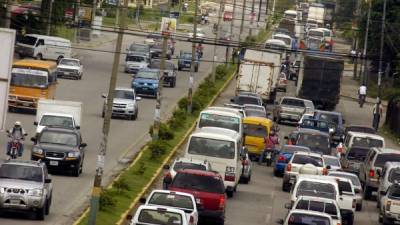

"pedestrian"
[372,98,383,131]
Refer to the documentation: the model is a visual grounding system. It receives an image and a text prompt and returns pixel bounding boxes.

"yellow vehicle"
[9,60,57,110]
[243,117,273,157]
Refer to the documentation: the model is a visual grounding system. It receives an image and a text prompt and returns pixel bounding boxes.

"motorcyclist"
[258,130,279,165]
[358,84,367,107]
[6,121,27,157]
[196,43,204,58]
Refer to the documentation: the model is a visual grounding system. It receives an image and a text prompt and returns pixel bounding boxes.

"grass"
[53,26,74,41]
[379,125,400,146]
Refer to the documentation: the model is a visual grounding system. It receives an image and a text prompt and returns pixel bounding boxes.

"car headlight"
[29,188,43,197]
[32,147,43,155]
[68,151,80,158]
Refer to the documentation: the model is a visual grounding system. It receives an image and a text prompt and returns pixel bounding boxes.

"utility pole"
[74,0,81,43]
[229,0,237,65]
[249,0,255,37]
[272,0,276,20]
[87,0,128,224]
[91,0,97,30]
[188,0,199,113]
[257,0,262,22]
[136,0,141,25]
[265,0,269,29]
[211,0,224,83]
[115,0,120,29]
[5,0,12,28]
[238,0,247,42]
[46,0,54,35]
[361,0,371,85]
[373,0,387,131]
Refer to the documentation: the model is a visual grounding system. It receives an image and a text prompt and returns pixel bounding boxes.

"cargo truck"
[307,3,325,27]
[296,53,344,110]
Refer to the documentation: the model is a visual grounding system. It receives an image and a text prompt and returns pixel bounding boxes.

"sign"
[79,7,93,21]
[160,17,177,35]
[170,11,180,19]
[0,29,15,131]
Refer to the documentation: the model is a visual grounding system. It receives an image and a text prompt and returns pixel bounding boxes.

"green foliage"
[113,178,130,193]
[149,123,174,140]
[135,161,146,175]
[99,189,116,211]
[169,109,187,129]
[148,140,169,159]
[216,65,229,80]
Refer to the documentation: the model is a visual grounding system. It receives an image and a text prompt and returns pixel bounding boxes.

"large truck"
[279,18,296,37]
[307,3,325,27]
[296,53,344,110]
[236,49,282,102]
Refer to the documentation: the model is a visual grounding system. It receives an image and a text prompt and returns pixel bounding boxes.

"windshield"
[389,169,400,183]
[308,30,324,38]
[285,13,297,20]
[129,44,149,52]
[318,113,339,125]
[149,192,193,210]
[181,54,193,59]
[292,155,323,167]
[301,120,329,130]
[324,157,340,167]
[237,96,260,105]
[11,68,48,88]
[281,98,305,107]
[297,181,336,200]
[172,172,225,193]
[114,90,134,99]
[0,164,42,182]
[39,131,78,147]
[138,209,182,225]
[40,115,74,129]
[245,109,266,117]
[346,147,368,161]
[274,36,291,46]
[188,136,236,159]
[389,186,400,199]
[296,200,338,216]
[150,60,175,70]
[126,55,146,62]
[297,133,330,155]
[288,213,330,225]
[198,113,240,132]
[136,71,159,79]
[351,137,383,148]
[59,59,79,67]
[345,126,375,134]
[243,123,267,138]
[375,154,400,167]
[173,162,207,171]
[19,35,37,46]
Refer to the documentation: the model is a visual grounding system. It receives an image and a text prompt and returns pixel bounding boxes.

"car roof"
[204,107,242,116]
[372,147,400,154]
[293,151,322,158]
[243,104,265,110]
[296,195,337,204]
[347,131,384,140]
[1,160,44,168]
[237,94,261,99]
[175,168,220,177]
[315,110,342,116]
[265,39,286,45]
[26,34,70,42]
[200,108,241,117]
[288,209,333,218]
[138,68,159,72]
[281,145,311,152]
[115,87,134,92]
[173,157,210,166]
[243,116,272,125]
[328,171,358,178]
[149,189,195,199]
[273,33,292,39]
[136,204,186,215]
[194,127,240,141]
[297,174,337,183]
[60,58,79,62]
[42,127,79,134]
[296,128,330,137]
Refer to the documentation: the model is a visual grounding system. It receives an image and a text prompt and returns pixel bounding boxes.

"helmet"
[270,130,275,136]
[14,121,21,126]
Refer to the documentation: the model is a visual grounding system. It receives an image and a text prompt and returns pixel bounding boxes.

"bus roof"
[13,60,58,70]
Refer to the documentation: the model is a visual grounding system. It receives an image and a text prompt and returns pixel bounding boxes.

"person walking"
[372,98,383,131]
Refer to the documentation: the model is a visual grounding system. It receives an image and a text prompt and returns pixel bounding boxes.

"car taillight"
[242,159,249,166]
[219,195,225,210]
[369,169,375,178]
[352,199,356,208]
[286,163,292,172]
[225,173,235,181]
[278,155,286,162]
[387,200,392,211]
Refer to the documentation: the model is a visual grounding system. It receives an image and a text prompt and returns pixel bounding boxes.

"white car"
[328,171,363,211]
[323,155,342,171]
[278,209,333,225]
[128,205,188,225]
[188,28,206,40]
[379,183,400,225]
[57,58,83,79]
[141,190,199,225]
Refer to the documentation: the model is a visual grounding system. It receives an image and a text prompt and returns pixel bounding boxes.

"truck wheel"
[72,167,80,177]
[35,203,46,220]
[363,185,372,200]
[226,189,234,198]
[101,111,105,118]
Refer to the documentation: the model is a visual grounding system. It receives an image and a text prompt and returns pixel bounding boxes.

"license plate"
[142,87,148,90]
[10,199,20,204]
[49,160,59,166]
[185,64,191,66]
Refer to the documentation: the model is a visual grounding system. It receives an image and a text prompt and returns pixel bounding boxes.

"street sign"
[0,28,15,131]
[160,17,177,35]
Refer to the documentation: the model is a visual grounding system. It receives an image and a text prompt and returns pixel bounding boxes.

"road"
[0,0,264,224]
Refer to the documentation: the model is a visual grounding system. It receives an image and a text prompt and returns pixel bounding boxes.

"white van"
[184,127,242,197]
[197,107,243,139]
[284,10,298,21]
[16,34,71,61]
[272,33,293,50]
[342,131,385,154]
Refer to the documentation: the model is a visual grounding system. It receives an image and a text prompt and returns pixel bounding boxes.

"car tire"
[273,169,280,177]
[36,202,46,220]
[226,189,234,198]
[45,197,51,215]
[346,215,354,225]
[101,111,105,118]
[282,181,290,192]
[356,203,362,211]
[363,185,372,200]
[178,67,182,71]
[72,166,80,177]
[79,73,82,80]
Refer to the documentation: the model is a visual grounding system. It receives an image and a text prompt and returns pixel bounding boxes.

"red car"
[167,169,226,225]
[223,11,233,21]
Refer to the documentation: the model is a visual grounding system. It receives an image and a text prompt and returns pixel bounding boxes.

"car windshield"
[318,113,339,125]
[136,71,159,79]
[114,90,134,99]
[148,192,194,210]
[59,59,79,67]
[281,98,305,107]
[296,200,338,216]
[237,96,260,105]
[324,157,340,167]
[292,155,323,167]
[243,123,267,138]
[297,181,336,200]
[0,164,42,182]
[126,55,146,62]
[181,54,193,59]
[346,147,368,161]
[329,173,361,186]
[297,133,330,155]
[301,120,329,130]
[188,137,236,159]
[389,169,400,183]
[198,113,240,133]
[173,162,207,171]
[172,172,225,194]
[11,68,48,88]
[245,109,266,117]
[308,30,324,37]
[39,131,78,147]
[138,209,182,225]
[345,126,376,134]
[129,44,148,52]
[149,60,175,70]
[375,154,400,167]
[288,213,330,225]
[40,115,74,129]
[388,186,400,199]
[19,35,37,45]
[352,137,383,148]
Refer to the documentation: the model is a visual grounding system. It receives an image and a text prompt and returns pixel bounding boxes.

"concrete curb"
[339,94,388,107]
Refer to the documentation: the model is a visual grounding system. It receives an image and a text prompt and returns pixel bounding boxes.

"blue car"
[132,68,160,98]
[273,145,311,177]
[314,110,345,145]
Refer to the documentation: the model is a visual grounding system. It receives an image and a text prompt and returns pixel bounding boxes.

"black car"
[286,128,331,155]
[148,59,177,87]
[230,94,263,106]
[31,127,87,177]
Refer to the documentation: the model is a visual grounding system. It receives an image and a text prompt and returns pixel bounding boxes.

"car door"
[359,150,372,183]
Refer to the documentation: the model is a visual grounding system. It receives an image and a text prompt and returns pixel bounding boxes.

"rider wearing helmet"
[6,121,27,157]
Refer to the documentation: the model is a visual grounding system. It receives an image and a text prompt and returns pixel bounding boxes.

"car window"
[198,113,240,133]
[245,109,266,117]
[351,137,383,148]
[60,59,79,67]
[324,157,340,167]
[237,96,260,105]
[188,137,236,159]
[318,113,339,125]
[281,98,305,107]
[173,162,207,171]
[338,180,352,193]
[148,192,194,210]
[39,131,78,147]
[0,164,43,182]
[389,168,400,183]
[126,55,145,62]
[138,209,182,225]
[345,126,376,134]
[172,173,225,194]
[150,60,175,70]
[136,70,159,79]
[296,181,336,199]
[114,90,134,100]
[388,186,400,199]
[375,154,400,167]
[243,123,267,138]
[288,213,330,225]
[40,115,74,129]
[296,133,330,155]
[292,155,323,167]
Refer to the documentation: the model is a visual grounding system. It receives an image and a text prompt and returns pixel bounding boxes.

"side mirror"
[80,143,87,148]
[76,125,80,130]
[136,96,142,101]
[163,164,170,170]
[139,197,146,204]
[34,121,38,126]
[284,202,292,209]
[101,93,107,98]
[276,219,284,224]
[45,178,52,183]
[31,137,37,142]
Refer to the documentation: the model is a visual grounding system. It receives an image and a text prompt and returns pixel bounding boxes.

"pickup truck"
[102,87,141,120]
[125,52,149,74]
[273,97,306,123]
[56,58,83,80]
[178,51,199,72]
[148,59,177,88]
[131,68,160,98]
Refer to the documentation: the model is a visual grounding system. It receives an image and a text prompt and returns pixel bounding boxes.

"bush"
[113,178,130,193]
[99,189,116,211]
[169,108,187,129]
[149,123,174,140]
[134,161,146,175]
[148,140,169,159]
[216,65,228,80]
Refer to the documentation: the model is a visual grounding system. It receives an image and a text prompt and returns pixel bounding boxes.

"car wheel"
[346,215,354,225]
[274,169,280,177]
[226,189,234,198]
[377,200,380,209]
[72,166,80,177]
[79,73,82,80]
[178,67,182,71]
[101,110,105,118]
[356,203,362,211]
[45,197,51,215]
[36,202,46,220]
[363,185,372,200]
[241,176,249,184]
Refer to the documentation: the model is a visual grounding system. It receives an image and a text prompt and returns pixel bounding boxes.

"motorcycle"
[6,131,27,159]
[261,148,275,167]
[359,94,366,108]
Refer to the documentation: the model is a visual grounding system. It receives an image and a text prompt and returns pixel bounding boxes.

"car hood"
[133,78,159,84]
[57,65,79,70]
[1,178,43,189]
[113,98,134,104]
[37,143,77,152]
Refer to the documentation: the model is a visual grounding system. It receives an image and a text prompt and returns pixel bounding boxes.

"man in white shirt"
[358,85,367,107]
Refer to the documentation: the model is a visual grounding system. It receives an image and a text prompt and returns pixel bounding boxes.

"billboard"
[0,28,15,130]
[160,17,177,35]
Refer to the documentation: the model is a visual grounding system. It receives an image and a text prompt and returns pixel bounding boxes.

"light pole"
[360,0,372,85]
[211,0,225,83]
[188,0,199,113]
[46,0,54,35]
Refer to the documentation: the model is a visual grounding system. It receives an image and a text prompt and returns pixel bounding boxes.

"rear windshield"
[172,173,225,194]
[281,98,305,107]
[292,155,323,167]
[129,44,149,52]
[245,109,266,117]
[389,169,400,183]
[324,157,340,167]
[329,173,361,186]
[296,200,338,216]
[243,124,267,138]
[375,154,400,167]
[126,55,145,62]
[297,181,336,200]
[0,164,42,182]
[297,133,330,155]
[138,209,182,225]
[188,137,236,159]
[346,147,368,161]
[148,192,194,210]
[318,113,339,125]
[173,162,207,171]
[199,113,240,133]
[345,126,376,134]
[237,96,260,105]
[388,186,400,199]
[351,137,383,148]
[338,180,352,193]
[288,213,330,225]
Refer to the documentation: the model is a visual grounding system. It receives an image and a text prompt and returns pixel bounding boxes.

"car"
[359,148,400,200]
[323,155,342,171]
[30,127,87,177]
[126,43,150,58]
[244,108,266,118]
[273,28,292,37]
[0,160,53,220]
[243,104,266,112]
[282,151,327,192]
[264,39,287,50]
[166,169,226,225]
[57,58,83,80]
[340,146,370,175]
[148,59,177,88]
[188,28,206,41]
[286,196,341,225]
[102,87,141,120]
[125,52,149,74]
[230,94,263,106]
[298,118,332,134]
[273,97,307,123]
[344,125,376,136]
[377,162,400,208]
[149,42,173,60]
[276,72,288,92]
[223,11,233,21]
[341,131,385,155]
[178,51,199,72]
[132,68,160,98]
[328,171,363,211]
[128,205,189,225]
[162,157,212,189]
[240,147,252,184]
[379,183,400,225]
[314,110,345,145]
[277,209,334,225]
[140,190,199,225]
[286,128,331,155]
[274,145,311,177]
